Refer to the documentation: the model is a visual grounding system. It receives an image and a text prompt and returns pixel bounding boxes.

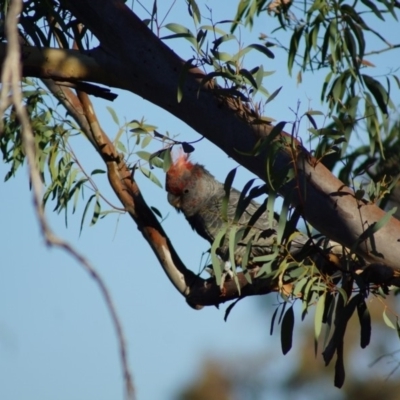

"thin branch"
[0,1,135,399]
[41,78,98,147]
[364,43,400,57]
[66,142,126,212]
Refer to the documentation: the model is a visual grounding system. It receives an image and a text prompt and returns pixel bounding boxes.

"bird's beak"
[167,193,181,209]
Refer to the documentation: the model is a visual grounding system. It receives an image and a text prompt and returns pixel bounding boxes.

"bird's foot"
[205,262,234,292]
[219,261,234,291]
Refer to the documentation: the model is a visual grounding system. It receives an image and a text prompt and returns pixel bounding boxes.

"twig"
[66,142,126,212]
[364,43,400,57]
[0,1,135,399]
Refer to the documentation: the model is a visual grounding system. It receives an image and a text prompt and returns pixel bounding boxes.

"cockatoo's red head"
[165,152,195,195]
[165,152,209,214]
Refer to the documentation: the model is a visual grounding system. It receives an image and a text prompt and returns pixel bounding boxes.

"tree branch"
[62,0,400,271]
[70,84,294,306]
[3,1,400,279]
[41,58,302,307]
[0,1,135,398]
[4,0,400,269]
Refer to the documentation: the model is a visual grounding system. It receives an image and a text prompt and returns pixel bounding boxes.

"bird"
[165,152,309,273]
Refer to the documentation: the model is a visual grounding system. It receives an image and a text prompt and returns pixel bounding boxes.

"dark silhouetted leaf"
[270,306,279,336]
[362,74,389,114]
[357,298,371,348]
[281,305,294,355]
[334,343,345,388]
[222,168,237,220]
[182,142,195,153]
[265,86,282,105]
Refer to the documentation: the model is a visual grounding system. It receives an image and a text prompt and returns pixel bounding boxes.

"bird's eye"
[184,189,189,194]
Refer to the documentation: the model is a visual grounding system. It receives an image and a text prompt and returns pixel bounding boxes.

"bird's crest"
[167,151,194,179]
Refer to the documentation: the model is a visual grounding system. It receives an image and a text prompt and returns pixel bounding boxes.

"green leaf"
[210,49,233,62]
[321,71,333,102]
[141,134,152,149]
[228,226,244,292]
[266,191,276,231]
[337,287,348,304]
[106,106,119,125]
[177,58,195,103]
[343,28,358,72]
[277,194,290,243]
[211,225,228,286]
[265,86,282,105]
[247,43,275,59]
[288,26,305,75]
[196,29,207,48]
[314,292,326,355]
[392,74,400,89]
[362,74,389,114]
[162,148,172,173]
[222,168,237,221]
[241,198,266,239]
[91,169,106,175]
[281,305,294,355]
[148,154,164,169]
[90,195,101,226]
[80,194,96,235]
[254,64,264,93]
[278,300,287,324]
[187,0,201,24]
[116,141,127,153]
[383,309,396,329]
[233,178,256,223]
[293,276,308,297]
[151,206,163,219]
[199,24,228,36]
[239,68,258,89]
[230,0,250,33]
[360,0,385,20]
[212,33,236,49]
[321,21,331,66]
[71,179,87,213]
[139,165,162,188]
[162,23,197,46]
[310,22,320,50]
[346,18,365,62]
[250,121,286,171]
[136,151,152,161]
[110,123,122,140]
[353,207,397,252]
[240,240,253,284]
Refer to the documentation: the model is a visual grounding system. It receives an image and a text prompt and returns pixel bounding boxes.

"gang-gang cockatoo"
[165,153,309,274]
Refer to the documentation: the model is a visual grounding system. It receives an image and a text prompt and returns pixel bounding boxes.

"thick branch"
[6,1,400,270]
[63,0,400,270]
[46,76,286,307]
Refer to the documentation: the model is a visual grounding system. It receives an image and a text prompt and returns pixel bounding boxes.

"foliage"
[1,0,400,390]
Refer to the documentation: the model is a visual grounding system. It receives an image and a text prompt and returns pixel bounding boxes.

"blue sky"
[1,1,400,399]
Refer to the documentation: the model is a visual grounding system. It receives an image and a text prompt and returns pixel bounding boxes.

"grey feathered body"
[166,160,306,266]
[185,185,280,264]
